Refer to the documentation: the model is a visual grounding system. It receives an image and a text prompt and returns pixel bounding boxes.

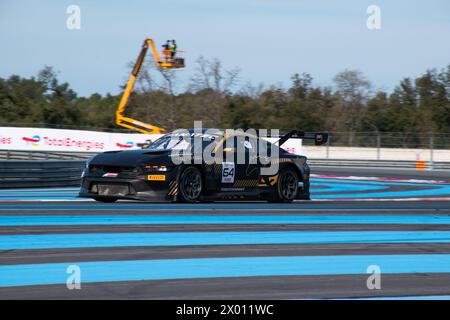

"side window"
[244,136,257,151]
[222,136,237,162]
[257,139,267,155]
[257,139,276,158]
[223,136,237,152]
[235,135,257,151]
[235,135,258,164]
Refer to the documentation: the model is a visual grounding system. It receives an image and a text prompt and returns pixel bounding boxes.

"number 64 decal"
[222,162,235,183]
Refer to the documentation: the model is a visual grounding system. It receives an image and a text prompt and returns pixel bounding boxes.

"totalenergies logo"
[22,135,40,147]
[116,141,134,149]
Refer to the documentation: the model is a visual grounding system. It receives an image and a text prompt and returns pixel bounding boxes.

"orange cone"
[416,160,426,171]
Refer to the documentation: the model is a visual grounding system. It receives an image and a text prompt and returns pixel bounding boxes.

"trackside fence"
[0,150,95,161]
[0,161,85,188]
[1,159,450,189]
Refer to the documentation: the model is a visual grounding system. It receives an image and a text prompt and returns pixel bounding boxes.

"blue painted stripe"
[312,178,448,187]
[0,188,80,200]
[0,188,79,191]
[0,191,79,195]
[1,254,450,287]
[312,182,389,193]
[2,231,450,250]
[0,184,386,198]
[350,295,450,300]
[311,178,450,198]
[0,202,446,211]
[314,187,450,199]
[1,177,450,201]
[2,214,450,226]
[0,203,314,210]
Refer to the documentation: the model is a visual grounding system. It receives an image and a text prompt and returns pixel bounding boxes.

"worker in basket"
[169,40,177,59]
[162,40,171,62]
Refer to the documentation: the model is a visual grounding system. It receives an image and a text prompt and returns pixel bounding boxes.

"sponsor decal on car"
[102,173,118,177]
[222,162,235,183]
[148,174,166,181]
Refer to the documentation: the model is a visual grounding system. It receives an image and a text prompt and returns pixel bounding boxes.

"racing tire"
[178,166,203,203]
[93,197,118,203]
[269,167,299,203]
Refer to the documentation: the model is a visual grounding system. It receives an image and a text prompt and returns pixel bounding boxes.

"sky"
[1,0,449,97]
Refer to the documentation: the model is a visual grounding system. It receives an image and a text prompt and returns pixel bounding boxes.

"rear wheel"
[179,166,203,203]
[269,167,299,203]
[93,197,118,203]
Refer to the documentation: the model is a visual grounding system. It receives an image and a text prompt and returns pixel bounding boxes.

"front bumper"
[79,174,177,201]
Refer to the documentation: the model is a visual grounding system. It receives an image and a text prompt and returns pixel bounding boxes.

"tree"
[188,56,240,93]
[288,73,313,100]
[1,63,449,146]
[332,70,372,144]
[37,66,81,125]
[333,70,371,102]
[186,57,240,127]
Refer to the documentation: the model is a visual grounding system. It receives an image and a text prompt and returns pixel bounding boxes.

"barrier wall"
[0,127,162,152]
[0,160,85,188]
[303,146,450,162]
[2,158,449,189]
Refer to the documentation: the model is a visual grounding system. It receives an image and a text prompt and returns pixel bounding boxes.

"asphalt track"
[1,167,450,299]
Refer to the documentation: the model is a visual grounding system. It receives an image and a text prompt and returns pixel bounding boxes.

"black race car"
[79,129,328,203]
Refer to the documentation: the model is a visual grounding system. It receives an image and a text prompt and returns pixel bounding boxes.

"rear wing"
[276,130,329,146]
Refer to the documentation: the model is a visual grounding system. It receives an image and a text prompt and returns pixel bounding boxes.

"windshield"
[148,135,187,150]
[147,132,221,151]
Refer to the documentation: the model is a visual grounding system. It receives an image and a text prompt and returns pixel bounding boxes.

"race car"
[78,128,328,203]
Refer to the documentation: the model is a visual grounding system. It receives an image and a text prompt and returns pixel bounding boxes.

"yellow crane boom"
[116,38,185,134]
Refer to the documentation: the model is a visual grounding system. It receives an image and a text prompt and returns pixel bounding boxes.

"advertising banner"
[0,127,162,152]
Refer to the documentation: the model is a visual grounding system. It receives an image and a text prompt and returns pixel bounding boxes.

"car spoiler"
[264,130,329,146]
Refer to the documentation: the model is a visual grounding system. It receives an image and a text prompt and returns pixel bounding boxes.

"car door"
[219,135,238,191]
[210,134,261,192]
[222,134,261,190]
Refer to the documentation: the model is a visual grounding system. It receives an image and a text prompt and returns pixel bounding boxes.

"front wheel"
[269,167,299,203]
[178,166,203,203]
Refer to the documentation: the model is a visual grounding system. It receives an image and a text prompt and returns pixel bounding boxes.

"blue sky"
[1,0,449,97]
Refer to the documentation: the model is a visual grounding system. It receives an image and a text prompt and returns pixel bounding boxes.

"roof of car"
[172,128,263,139]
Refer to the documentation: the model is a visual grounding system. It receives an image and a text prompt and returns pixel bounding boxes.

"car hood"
[89,149,173,167]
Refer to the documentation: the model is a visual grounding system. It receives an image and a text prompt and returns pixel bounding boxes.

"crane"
[115,38,185,134]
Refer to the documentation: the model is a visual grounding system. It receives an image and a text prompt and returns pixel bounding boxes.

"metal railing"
[0,150,96,161]
[305,131,450,149]
[308,159,450,170]
[0,160,85,188]
[1,158,449,189]
[302,132,450,149]
[301,132,450,163]
[0,122,132,133]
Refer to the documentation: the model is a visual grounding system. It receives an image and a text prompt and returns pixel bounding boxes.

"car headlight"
[85,155,96,168]
[143,165,169,172]
[81,156,96,178]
